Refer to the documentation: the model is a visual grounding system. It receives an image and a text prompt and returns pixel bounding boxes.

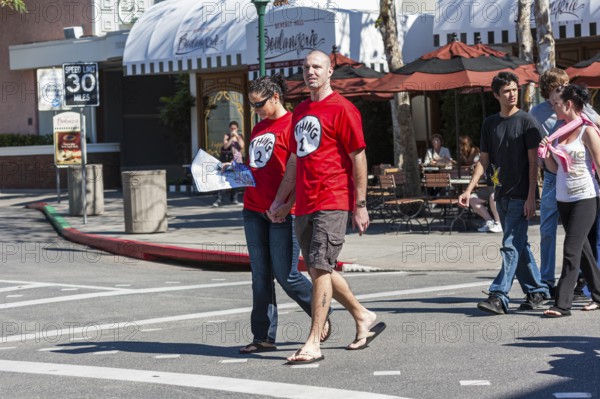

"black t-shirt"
[480,110,542,199]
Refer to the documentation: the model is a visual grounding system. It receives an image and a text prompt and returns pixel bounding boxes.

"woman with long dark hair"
[539,84,600,316]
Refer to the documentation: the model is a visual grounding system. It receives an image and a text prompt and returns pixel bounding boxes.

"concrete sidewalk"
[3,189,564,272]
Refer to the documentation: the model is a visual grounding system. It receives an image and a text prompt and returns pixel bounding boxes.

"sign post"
[63,62,100,225]
[38,68,70,203]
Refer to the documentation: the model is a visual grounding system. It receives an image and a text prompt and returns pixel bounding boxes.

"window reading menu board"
[53,111,85,167]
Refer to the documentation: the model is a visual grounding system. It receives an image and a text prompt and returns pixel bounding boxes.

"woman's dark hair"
[248,73,288,100]
[491,71,519,94]
[431,133,443,143]
[555,84,590,112]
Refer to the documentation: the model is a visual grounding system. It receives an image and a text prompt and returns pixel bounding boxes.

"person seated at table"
[459,135,480,166]
[424,134,454,167]
[470,185,502,233]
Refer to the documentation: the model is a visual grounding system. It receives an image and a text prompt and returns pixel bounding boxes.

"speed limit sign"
[63,63,100,107]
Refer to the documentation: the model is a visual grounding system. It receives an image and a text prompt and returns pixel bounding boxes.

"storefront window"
[203,90,244,158]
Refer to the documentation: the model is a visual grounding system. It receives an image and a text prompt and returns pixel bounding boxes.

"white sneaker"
[489,221,503,233]
[211,201,221,208]
[478,220,495,232]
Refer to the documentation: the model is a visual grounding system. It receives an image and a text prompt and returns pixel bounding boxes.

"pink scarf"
[537,113,600,172]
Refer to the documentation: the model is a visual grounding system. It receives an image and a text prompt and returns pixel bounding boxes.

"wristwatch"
[355,199,367,208]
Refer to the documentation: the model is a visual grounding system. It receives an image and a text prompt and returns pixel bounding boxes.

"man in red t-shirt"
[269,50,385,365]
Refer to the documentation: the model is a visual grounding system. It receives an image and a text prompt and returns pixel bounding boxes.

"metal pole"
[454,90,461,178]
[81,108,87,225]
[423,91,430,142]
[56,168,61,204]
[252,1,270,77]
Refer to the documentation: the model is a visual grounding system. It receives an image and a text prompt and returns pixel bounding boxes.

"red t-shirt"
[243,112,294,213]
[291,92,366,216]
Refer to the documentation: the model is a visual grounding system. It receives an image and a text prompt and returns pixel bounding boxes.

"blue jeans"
[243,209,313,343]
[539,172,558,289]
[490,197,549,311]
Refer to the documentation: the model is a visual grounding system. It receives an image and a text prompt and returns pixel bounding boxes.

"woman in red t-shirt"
[239,74,326,354]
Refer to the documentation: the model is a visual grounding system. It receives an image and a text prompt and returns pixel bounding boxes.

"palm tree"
[0,0,27,12]
[377,0,420,195]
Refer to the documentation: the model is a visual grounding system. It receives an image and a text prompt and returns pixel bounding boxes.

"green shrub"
[0,134,53,147]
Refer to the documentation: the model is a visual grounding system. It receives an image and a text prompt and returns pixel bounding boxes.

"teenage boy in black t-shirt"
[458,71,550,314]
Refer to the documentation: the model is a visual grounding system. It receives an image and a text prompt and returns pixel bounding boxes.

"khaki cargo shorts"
[295,210,348,273]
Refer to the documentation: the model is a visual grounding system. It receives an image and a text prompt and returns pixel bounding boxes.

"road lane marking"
[155,355,180,359]
[374,371,401,376]
[0,347,15,350]
[220,359,247,364]
[0,283,54,293]
[0,281,252,310]
[5,295,23,298]
[61,288,79,291]
[553,394,592,398]
[0,360,407,399]
[290,364,320,369]
[1,281,491,344]
[93,350,119,355]
[460,380,490,386]
[0,280,128,291]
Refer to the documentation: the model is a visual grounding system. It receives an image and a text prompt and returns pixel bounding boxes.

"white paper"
[191,149,255,192]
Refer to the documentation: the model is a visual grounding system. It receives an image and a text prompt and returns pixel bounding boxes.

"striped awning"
[123,0,253,76]
[434,0,600,46]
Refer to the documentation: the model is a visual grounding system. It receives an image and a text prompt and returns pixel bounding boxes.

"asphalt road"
[1,204,599,399]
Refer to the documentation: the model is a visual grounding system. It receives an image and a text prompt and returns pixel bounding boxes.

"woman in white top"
[540,84,600,316]
[423,133,453,167]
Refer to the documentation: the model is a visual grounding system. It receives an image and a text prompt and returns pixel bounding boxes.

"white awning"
[434,0,600,46]
[123,0,427,77]
[123,0,253,75]
[9,31,128,71]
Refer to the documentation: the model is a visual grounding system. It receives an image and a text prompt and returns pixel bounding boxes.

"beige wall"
[0,0,94,135]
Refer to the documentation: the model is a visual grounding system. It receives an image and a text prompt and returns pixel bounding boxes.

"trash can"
[68,164,104,216]
[122,170,167,233]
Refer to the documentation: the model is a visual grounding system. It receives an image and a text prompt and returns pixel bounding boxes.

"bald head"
[303,50,333,99]
[305,50,331,68]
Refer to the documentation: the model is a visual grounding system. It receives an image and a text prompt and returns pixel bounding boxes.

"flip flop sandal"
[320,318,332,343]
[543,307,571,318]
[346,321,386,350]
[582,301,600,311]
[239,341,277,354]
[286,349,324,365]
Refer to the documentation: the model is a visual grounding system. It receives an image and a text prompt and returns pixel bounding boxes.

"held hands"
[267,199,291,223]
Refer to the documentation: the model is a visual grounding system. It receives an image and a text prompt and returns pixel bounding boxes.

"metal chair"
[423,173,466,234]
[379,174,428,234]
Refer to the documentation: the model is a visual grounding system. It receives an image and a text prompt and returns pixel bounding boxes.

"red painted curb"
[27,202,313,271]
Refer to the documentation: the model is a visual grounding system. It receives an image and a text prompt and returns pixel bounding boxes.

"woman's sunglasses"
[250,94,273,109]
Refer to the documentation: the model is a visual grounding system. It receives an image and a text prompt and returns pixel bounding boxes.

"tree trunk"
[517,0,535,111]
[378,0,420,195]
[534,0,556,73]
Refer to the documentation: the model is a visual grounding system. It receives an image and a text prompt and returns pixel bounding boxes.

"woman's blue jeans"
[490,197,549,311]
[243,209,313,343]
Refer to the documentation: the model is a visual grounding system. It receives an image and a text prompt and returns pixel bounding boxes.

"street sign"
[37,68,70,111]
[62,62,100,107]
[53,112,85,167]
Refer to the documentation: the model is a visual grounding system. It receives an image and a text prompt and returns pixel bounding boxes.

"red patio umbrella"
[365,40,539,176]
[366,41,539,93]
[285,50,384,101]
[566,52,600,88]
